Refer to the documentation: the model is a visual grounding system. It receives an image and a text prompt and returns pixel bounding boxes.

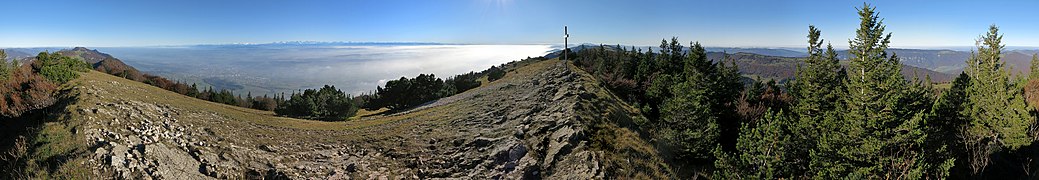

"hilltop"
[55,47,144,79]
[14,58,671,178]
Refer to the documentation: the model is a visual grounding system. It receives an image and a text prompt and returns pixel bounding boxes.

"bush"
[0,64,58,117]
[486,65,506,82]
[34,52,88,84]
[367,74,449,111]
[446,71,481,93]
[275,85,358,121]
[251,96,278,111]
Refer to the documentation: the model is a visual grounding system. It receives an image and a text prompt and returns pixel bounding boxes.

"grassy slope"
[20,58,671,178]
[566,60,674,178]
[7,76,92,178]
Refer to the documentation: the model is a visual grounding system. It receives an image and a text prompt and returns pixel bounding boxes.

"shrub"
[275,85,358,121]
[34,52,88,84]
[486,65,506,82]
[0,65,57,117]
[368,74,448,111]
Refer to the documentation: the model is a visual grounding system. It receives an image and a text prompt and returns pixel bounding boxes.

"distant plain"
[93,44,554,95]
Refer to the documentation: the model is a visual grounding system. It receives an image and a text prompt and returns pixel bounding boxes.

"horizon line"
[3,41,1039,51]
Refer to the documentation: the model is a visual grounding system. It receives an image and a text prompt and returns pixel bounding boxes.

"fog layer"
[96,45,554,95]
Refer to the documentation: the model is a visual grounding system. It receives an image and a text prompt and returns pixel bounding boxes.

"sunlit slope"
[37,58,671,179]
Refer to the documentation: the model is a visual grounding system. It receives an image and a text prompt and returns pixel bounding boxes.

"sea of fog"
[95,45,555,96]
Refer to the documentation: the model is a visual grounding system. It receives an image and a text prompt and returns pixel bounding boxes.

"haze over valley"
[83,44,554,95]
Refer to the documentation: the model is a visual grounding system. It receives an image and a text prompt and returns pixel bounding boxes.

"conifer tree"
[660,81,718,163]
[650,37,744,172]
[789,25,845,176]
[1030,53,1039,80]
[0,50,9,80]
[814,4,929,178]
[961,25,1034,175]
[924,72,970,178]
[714,109,792,179]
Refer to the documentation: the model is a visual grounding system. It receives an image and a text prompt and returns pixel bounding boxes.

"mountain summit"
[21,58,669,179]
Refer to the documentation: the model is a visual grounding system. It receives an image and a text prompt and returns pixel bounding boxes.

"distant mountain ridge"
[705,47,806,57]
[17,45,1035,85]
[551,44,1039,79]
[836,48,1037,75]
[708,52,955,83]
[55,47,145,81]
[549,44,807,57]
[552,44,956,82]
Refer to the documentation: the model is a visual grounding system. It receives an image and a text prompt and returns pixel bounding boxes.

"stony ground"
[58,59,668,179]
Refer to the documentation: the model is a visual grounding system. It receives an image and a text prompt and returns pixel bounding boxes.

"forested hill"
[55,47,145,81]
[836,48,1038,75]
[707,52,956,83]
[556,45,955,83]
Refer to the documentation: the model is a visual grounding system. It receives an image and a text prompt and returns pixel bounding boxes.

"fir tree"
[925,72,970,178]
[814,4,929,178]
[659,81,718,163]
[1030,53,1039,80]
[714,109,793,179]
[0,50,9,80]
[789,25,846,176]
[961,25,1034,175]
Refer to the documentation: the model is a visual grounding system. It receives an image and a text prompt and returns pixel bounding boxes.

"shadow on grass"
[0,86,89,178]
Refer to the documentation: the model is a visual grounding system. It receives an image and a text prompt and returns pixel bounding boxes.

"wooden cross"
[564,26,569,61]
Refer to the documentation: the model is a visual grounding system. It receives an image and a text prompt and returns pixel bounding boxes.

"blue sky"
[2,0,1038,48]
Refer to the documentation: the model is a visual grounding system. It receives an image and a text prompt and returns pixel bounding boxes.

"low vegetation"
[0,51,87,117]
[485,65,506,82]
[0,51,91,178]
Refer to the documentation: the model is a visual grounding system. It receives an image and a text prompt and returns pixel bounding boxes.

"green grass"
[10,78,94,178]
[566,60,674,178]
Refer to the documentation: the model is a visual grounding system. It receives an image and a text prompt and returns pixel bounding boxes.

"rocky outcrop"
[70,59,641,179]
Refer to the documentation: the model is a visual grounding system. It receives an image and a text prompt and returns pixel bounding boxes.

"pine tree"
[0,49,9,80]
[961,25,1034,175]
[789,25,845,176]
[1030,53,1039,80]
[659,82,717,168]
[713,53,745,150]
[814,4,929,178]
[714,109,793,179]
[924,72,970,178]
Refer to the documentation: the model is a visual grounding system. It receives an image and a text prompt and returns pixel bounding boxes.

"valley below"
[93,44,555,95]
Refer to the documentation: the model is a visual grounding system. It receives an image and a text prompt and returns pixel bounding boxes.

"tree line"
[573,4,1039,179]
[284,59,518,120]
[361,61,517,112]
[275,85,358,121]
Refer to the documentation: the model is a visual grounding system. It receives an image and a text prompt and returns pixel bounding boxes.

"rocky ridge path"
[68,59,648,179]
